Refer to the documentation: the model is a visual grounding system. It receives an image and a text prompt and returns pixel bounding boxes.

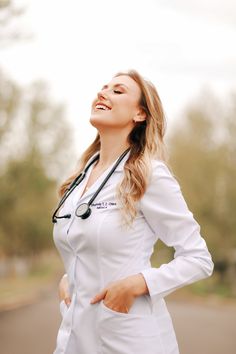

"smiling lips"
[95,102,111,111]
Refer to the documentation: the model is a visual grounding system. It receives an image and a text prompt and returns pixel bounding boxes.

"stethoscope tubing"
[52,154,99,223]
[52,148,130,223]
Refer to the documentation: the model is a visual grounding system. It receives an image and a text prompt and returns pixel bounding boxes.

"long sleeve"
[140,160,214,303]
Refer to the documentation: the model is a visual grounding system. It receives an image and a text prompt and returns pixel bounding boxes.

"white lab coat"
[53,151,214,354]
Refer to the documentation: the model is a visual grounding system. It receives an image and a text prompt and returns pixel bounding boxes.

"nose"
[97,90,107,101]
[97,86,111,101]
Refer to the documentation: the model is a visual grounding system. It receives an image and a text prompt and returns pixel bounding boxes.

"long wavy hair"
[59,70,168,224]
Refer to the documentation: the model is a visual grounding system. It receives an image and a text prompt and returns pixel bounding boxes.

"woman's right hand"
[59,274,71,307]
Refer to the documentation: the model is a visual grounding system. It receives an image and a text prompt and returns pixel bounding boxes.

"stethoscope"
[52,148,130,223]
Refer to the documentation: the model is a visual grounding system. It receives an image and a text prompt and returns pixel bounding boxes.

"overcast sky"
[0,0,235,153]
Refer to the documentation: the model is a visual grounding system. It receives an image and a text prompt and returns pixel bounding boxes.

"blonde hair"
[59,70,167,224]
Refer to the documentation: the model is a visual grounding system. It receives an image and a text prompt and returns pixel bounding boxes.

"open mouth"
[95,103,111,111]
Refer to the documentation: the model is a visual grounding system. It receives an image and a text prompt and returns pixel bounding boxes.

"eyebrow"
[101,83,129,90]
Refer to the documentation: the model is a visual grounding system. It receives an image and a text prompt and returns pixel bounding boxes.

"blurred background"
[0,1,235,353]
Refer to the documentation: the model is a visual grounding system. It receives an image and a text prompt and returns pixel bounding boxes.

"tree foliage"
[0,0,30,47]
[0,156,56,256]
[0,71,75,257]
[0,1,76,258]
[0,70,74,178]
[168,90,236,263]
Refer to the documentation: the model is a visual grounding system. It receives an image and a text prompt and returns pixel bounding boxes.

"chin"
[90,115,101,126]
[90,114,112,128]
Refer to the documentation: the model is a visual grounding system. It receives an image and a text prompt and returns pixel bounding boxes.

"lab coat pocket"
[99,301,164,354]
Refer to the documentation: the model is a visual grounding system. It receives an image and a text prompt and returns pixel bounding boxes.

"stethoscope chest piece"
[75,203,91,219]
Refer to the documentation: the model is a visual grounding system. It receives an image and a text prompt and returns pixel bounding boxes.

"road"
[0,289,235,354]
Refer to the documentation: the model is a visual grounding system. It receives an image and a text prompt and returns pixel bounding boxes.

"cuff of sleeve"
[140,268,162,304]
[140,268,179,304]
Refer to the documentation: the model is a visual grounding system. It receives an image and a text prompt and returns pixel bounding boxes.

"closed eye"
[113,90,122,94]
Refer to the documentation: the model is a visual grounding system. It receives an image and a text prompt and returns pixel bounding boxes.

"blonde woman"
[52,70,214,354]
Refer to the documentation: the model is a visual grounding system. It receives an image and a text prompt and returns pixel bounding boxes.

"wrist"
[127,273,149,297]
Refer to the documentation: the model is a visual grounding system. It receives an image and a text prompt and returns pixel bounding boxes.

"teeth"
[95,104,110,110]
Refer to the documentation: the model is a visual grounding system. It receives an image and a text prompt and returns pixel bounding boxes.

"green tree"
[0,71,74,177]
[0,72,75,257]
[0,1,76,258]
[0,156,56,256]
[167,90,236,264]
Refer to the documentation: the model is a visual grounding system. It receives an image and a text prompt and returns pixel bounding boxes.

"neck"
[97,131,130,168]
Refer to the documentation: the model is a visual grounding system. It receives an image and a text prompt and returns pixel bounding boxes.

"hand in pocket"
[59,274,71,307]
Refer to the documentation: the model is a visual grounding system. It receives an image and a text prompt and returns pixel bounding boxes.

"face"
[90,75,145,131]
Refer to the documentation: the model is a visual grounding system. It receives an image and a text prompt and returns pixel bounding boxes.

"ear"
[133,107,147,123]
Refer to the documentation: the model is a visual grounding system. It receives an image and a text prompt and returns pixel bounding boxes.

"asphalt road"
[0,290,235,354]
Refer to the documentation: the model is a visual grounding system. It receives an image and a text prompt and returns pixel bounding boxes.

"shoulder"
[147,158,181,193]
[150,158,176,180]
[150,159,170,172]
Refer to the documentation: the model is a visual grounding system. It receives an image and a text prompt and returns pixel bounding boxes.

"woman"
[52,70,214,354]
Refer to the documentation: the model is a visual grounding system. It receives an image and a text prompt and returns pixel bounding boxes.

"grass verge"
[0,251,64,311]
